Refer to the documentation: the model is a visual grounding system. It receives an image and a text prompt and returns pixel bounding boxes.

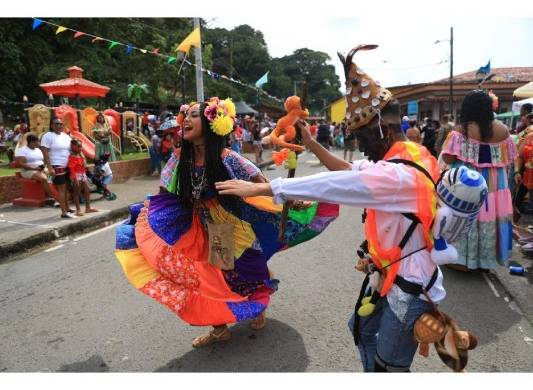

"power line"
[364,60,448,72]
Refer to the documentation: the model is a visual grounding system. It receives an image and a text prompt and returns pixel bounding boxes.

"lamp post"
[293,81,306,96]
[435,26,454,116]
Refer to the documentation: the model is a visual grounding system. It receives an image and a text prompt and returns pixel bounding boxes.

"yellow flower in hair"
[223,98,236,118]
[211,115,234,136]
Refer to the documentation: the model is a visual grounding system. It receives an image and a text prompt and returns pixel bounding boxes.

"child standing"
[68,139,98,216]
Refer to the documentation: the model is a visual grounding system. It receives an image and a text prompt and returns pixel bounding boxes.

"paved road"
[1,151,532,372]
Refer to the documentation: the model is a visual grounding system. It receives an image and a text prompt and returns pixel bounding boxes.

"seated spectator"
[14,133,57,201]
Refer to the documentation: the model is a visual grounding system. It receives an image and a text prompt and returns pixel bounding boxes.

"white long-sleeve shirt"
[270,159,446,305]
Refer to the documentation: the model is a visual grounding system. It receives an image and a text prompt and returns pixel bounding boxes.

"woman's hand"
[215,180,272,198]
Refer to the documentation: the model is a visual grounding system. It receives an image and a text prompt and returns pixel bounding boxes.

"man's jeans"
[348,293,432,372]
[149,146,161,174]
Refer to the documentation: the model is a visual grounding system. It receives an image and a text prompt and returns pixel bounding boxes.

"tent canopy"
[235,101,258,116]
[513,82,533,99]
[40,66,110,99]
[512,97,533,113]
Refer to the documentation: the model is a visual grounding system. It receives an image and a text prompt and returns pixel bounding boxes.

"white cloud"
[210,16,533,90]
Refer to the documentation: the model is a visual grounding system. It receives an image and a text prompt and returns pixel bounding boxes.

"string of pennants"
[31,18,284,104]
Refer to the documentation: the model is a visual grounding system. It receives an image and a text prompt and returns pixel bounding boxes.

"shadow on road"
[155,319,309,372]
[58,354,109,372]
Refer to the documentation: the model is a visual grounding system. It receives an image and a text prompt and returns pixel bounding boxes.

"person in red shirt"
[68,139,98,216]
[161,133,174,163]
[309,121,318,137]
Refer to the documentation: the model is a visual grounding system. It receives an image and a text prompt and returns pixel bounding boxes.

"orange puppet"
[270,96,309,152]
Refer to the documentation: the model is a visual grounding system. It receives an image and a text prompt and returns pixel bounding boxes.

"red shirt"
[161,139,173,154]
[68,155,86,179]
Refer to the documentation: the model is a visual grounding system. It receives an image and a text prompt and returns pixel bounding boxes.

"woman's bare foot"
[251,312,266,330]
[76,211,84,217]
[192,325,231,348]
[85,208,99,213]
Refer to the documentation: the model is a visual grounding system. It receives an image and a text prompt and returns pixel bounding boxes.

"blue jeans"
[149,147,161,174]
[348,293,432,372]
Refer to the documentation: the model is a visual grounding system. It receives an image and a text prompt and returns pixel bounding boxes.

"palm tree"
[127,83,149,109]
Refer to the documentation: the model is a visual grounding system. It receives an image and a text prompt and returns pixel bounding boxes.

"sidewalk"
[0,150,273,262]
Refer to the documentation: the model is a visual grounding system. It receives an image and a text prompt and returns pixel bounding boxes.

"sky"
[210,16,533,90]
[6,0,533,95]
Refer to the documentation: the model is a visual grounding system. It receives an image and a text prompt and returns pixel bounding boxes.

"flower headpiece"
[177,104,190,127]
[203,97,236,136]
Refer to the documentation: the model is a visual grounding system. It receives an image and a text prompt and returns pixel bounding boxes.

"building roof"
[436,67,533,84]
[39,66,110,98]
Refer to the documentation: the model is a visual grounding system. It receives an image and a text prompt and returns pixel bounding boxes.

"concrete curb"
[0,206,131,263]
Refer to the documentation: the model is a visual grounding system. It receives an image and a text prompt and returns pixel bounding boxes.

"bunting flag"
[55,26,68,35]
[32,19,43,30]
[176,27,201,53]
[255,71,269,88]
[477,60,491,75]
[29,17,285,104]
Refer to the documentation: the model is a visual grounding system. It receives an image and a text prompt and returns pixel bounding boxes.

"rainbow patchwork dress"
[115,149,339,326]
[441,130,516,269]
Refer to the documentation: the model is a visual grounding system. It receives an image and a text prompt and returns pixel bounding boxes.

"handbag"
[206,222,235,270]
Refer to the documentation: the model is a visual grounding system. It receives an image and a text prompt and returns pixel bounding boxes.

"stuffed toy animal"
[270,95,308,153]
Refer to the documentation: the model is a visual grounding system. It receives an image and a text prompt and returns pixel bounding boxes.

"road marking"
[482,272,500,298]
[44,244,64,253]
[0,219,56,229]
[72,221,122,242]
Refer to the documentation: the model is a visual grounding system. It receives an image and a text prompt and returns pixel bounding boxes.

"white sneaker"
[53,201,60,207]
[61,212,77,219]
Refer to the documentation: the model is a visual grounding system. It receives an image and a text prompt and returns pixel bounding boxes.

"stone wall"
[0,176,21,205]
[0,158,150,205]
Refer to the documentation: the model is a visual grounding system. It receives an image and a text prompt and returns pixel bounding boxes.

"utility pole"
[449,26,454,117]
[193,18,204,102]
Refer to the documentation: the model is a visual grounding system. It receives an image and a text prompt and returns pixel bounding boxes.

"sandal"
[250,312,266,330]
[192,326,231,348]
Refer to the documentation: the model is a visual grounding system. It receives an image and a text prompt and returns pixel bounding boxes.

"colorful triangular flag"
[126,45,133,55]
[152,48,160,54]
[140,49,147,54]
[108,41,119,50]
[32,19,43,30]
[56,26,68,35]
[167,56,177,64]
[92,37,103,43]
[176,27,201,54]
[255,71,269,88]
[73,31,85,39]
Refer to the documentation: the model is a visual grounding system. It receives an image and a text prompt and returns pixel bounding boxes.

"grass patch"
[119,151,149,161]
[0,164,17,177]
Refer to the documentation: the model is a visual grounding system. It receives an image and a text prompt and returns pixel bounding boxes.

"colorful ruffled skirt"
[115,192,338,326]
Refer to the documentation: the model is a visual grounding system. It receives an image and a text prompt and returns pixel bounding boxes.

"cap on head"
[338,44,393,131]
